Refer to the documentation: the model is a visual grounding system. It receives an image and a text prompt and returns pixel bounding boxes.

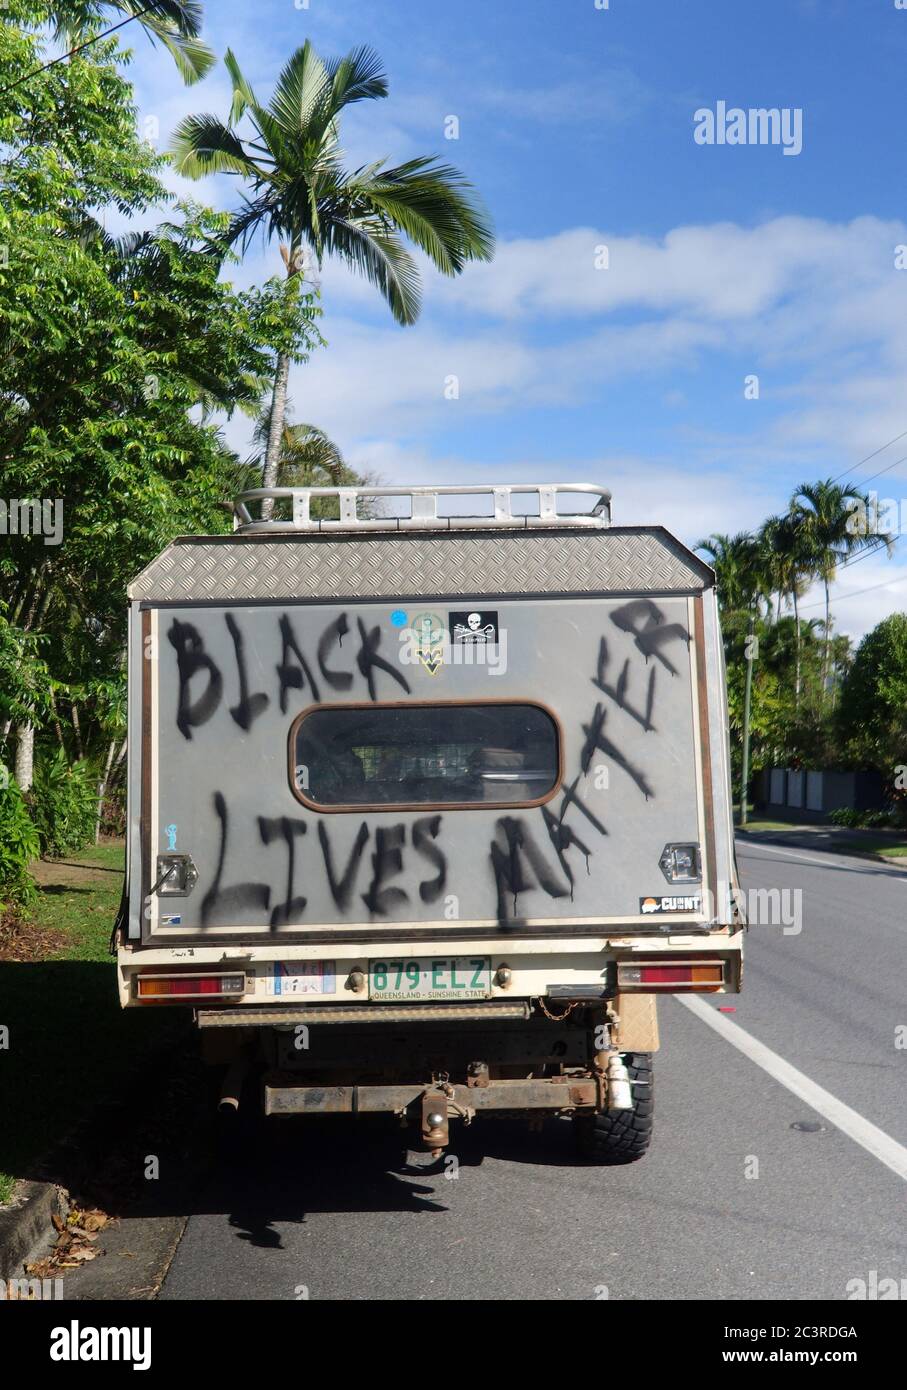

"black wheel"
[574,1053,654,1164]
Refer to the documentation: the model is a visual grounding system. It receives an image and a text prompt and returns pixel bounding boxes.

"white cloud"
[288,306,729,441]
[300,215,907,502]
[429,215,906,323]
[796,556,907,645]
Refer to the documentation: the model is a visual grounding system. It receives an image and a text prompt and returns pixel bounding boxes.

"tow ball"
[421,1093,449,1156]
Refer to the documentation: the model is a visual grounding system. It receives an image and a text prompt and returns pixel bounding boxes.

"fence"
[757,768,886,822]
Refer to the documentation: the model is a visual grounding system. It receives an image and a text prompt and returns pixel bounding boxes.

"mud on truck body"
[115,483,743,1162]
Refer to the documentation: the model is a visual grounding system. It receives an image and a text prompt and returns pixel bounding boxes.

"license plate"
[369,957,492,1001]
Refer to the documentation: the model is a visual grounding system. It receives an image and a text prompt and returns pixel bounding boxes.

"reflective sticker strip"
[269,961,336,996]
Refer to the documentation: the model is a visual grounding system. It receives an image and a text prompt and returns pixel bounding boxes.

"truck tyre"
[574,1053,653,1164]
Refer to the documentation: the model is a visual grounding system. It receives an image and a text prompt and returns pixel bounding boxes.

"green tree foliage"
[696,526,854,785]
[789,478,890,688]
[29,752,98,858]
[0,606,52,733]
[697,466,905,790]
[48,1,215,86]
[695,531,768,618]
[0,2,326,883]
[0,778,40,907]
[837,614,907,774]
[1,7,321,587]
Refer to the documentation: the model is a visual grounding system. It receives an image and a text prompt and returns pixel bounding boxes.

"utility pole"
[740,612,756,827]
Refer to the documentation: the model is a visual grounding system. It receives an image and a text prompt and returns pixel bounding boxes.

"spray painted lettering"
[199,800,449,929]
[169,611,410,740]
[488,602,688,923]
[173,601,688,930]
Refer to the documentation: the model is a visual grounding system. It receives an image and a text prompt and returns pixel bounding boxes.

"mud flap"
[615,993,659,1053]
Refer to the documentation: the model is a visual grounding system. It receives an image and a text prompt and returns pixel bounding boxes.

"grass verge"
[0,841,187,1204]
[736,818,799,832]
[737,820,907,857]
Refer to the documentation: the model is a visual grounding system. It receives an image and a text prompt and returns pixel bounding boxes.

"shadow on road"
[6,1006,588,1251]
[205,1107,584,1249]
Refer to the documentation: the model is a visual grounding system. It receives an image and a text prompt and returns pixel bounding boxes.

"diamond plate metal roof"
[128,526,712,603]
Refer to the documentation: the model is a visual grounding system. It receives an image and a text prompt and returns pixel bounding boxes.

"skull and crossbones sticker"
[450,609,499,644]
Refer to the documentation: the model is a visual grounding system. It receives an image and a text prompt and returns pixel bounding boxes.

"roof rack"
[232,483,611,534]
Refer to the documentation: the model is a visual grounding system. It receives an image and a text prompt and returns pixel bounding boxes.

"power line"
[810,535,900,578]
[0,5,157,98]
[799,568,907,610]
[828,427,907,487]
[785,488,903,591]
[833,536,898,571]
[794,538,900,611]
[852,450,907,490]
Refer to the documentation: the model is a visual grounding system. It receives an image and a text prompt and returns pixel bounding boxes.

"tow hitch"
[421,1092,449,1156]
[262,1075,599,1138]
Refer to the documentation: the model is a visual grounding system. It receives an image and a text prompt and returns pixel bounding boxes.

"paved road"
[159,841,907,1300]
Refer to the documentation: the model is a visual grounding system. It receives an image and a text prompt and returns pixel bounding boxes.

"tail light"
[135,973,246,1001]
[618,960,724,992]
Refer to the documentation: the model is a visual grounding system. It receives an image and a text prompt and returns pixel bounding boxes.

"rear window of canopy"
[290,701,562,812]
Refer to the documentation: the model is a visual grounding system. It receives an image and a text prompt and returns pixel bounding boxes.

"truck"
[114,482,743,1162]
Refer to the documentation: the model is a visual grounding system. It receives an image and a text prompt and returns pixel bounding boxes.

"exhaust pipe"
[218,1055,250,1114]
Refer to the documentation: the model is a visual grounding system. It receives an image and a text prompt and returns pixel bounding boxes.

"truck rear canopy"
[126,486,732,947]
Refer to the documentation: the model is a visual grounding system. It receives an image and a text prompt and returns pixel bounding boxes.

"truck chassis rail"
[262,1074,598,1118]
[198,1001,533,1028]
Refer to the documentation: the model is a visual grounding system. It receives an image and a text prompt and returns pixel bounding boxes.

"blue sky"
[121,0,907,639]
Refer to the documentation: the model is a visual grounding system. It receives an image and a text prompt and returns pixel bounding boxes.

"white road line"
[737,840,905,876]
[677,994,907,1183]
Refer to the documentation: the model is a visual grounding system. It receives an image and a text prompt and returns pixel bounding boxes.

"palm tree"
[759,513,815,708]
[695,532,768,618]
[266,422,349,488]
[170,42,495,510]
[696,532,772,825]
[758,516,783,624]
[238,414,381,522]
[760,614,824,676]
[828,632,853,711]
[50,1,214,84]
[789,479,891,692]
